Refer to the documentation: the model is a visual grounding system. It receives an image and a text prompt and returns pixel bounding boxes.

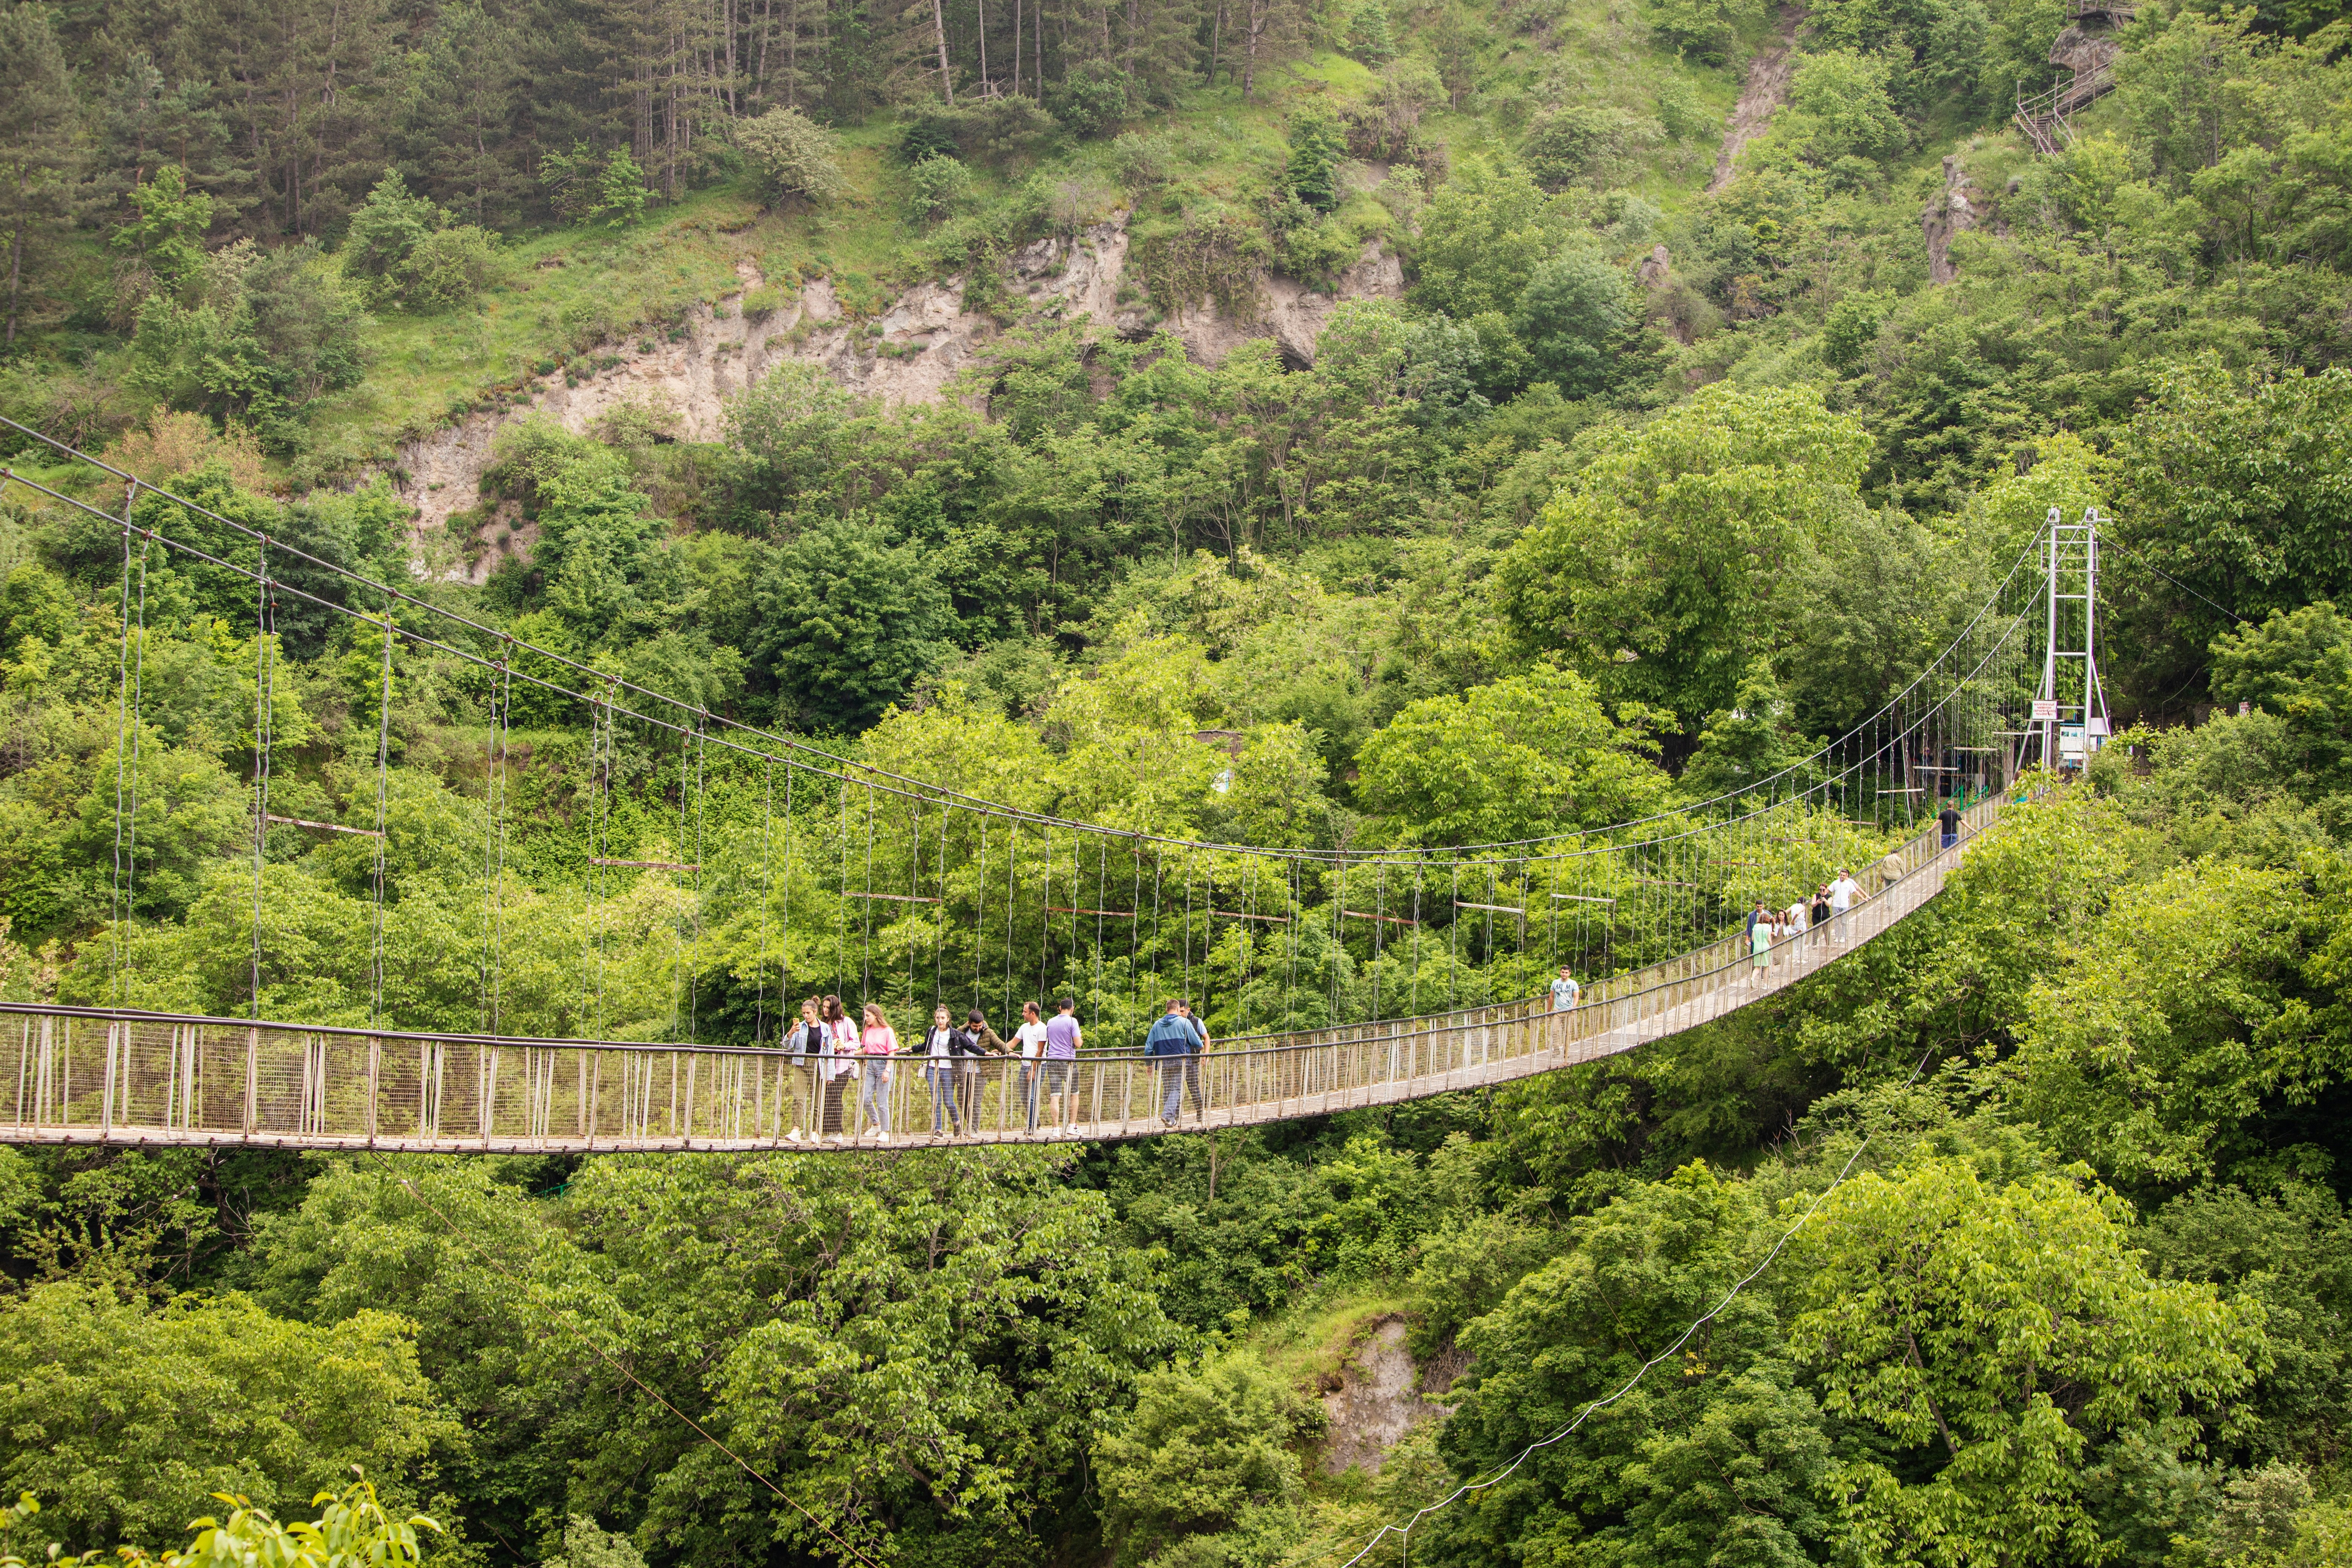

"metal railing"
[2016,61,2118,153]
[0,798,2005,1154]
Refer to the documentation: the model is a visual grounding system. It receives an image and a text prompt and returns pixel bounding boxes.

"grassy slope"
[303,0,1766,474]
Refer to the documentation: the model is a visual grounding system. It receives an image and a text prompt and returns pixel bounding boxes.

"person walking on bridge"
[923,1005,966,1136]
[1550,965,1582,1011]
[1828,868,1862,944]
[1749,899,1772,979]
[1938,799,1963,850]
[1014,1001,1049,1130]
[857,1003,899,1142]
[1045,997,1085,1135]
[963,1009,1007,1129]
[1177,999,1210,1118]
[1147,999,1199,1126]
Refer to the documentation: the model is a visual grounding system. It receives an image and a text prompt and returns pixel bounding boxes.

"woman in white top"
[1014,1001,1050,1132]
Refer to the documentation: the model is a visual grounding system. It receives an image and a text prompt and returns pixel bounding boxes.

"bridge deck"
[0,801,1998,1154]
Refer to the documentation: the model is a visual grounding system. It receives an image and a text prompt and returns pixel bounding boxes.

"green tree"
[1510,249,1635,397]
[737,107,847,204]
[0,0,76,346]
[0,1284,453,1551]
[1407,161,1565,320]
[112,165,215,297]
[1094,1354,1325,1565]
[2115,364,2352,662]
[1354,665,1670,845]
[340,170,439,294]
[1430,1164,1833,1568]
[1284,103,1346,213]
[1782,49,1907,168]
[1494,384,1874,732]
[2009,859,2338,1188]
[1789,1158,2261,1568]
[752,514,955,732]
[2208,601,2352,785]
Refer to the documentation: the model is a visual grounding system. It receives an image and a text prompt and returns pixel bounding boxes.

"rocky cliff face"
[391,213,1403,567]
[1922,154,1981,285]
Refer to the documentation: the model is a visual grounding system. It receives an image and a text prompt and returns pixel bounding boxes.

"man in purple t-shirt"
[1044,997,1083,1134]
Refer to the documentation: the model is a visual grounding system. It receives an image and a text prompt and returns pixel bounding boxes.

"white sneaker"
[876,1130,890,1144]
[1066,1124,1078,1135]
[786,1128,802,1142]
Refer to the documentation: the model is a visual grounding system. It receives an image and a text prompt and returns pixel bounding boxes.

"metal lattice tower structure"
[2033,505,2109,772]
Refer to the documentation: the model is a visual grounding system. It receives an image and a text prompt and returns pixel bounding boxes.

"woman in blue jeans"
[857,1004,899,1141]
[921,1005,966,1134]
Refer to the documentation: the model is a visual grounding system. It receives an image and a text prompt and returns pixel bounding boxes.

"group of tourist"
[1743,867,1866,972]
[777,994,1209,1144]
[775,813,1978,1144]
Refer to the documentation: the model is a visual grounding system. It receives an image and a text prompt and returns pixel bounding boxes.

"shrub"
[738,107,848,204]
[341,170,438,292]
[741,283,786,318]
[540,143,652,227]
[1522,105,1664,191]
[896,112,963,165]
[1050,61,1130,139]
[398,224,501,311]
[908,155,975,223]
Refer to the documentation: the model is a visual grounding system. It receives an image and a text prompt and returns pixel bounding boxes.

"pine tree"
[403,0,530,226]
[0,0,79,346]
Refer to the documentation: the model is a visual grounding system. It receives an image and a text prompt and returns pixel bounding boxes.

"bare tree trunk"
[1011,0,1021,98]
[5,205,23,347]
[1034,0,1043,95]
[932,0,953,101]
[977,0,988,92]
[785,0,797,106]
[1208,0,1222,86]
[1241,0,1260,100]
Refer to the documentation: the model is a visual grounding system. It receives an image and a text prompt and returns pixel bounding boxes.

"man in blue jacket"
[1145,999,1202,1126]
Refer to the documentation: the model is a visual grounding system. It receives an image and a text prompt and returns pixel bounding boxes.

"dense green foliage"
[5,0,2352,1557]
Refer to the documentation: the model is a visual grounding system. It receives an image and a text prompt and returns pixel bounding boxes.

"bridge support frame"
[2035,505,2109,772]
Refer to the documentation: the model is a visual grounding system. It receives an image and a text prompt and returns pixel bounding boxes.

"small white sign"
[2032,700,2060,721]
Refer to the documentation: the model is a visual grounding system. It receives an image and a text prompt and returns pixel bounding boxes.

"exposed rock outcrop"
[1922,154,1981,285]
[1710,4,1805,193]
[389,212,1405,567]
[1157,240,1406,369]
[1319,1318,1457,1477]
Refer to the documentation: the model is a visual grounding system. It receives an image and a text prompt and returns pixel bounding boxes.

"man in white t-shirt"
[1013,1000,1050,1132]
[1549,966,1582,1011]
[1828,868,1863,943]
[1783,894,1810,960]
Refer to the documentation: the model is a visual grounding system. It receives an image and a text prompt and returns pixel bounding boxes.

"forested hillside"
[5,0,2352,1557]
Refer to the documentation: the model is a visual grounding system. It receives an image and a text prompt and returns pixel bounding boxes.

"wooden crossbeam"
[1455,900,1525,915]
[1550,893,1619,905]
[265,814,384,839]
[848,891,941,903]
[1212,910,1289,923]
[592,857,700,870]
[1049,905,1137,918]
[1341,909,1415,925]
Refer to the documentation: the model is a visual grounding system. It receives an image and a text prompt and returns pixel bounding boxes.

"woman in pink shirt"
[856,1003,899,1142]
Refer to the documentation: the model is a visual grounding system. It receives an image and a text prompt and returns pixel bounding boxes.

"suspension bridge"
[0,423,2109,1153]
